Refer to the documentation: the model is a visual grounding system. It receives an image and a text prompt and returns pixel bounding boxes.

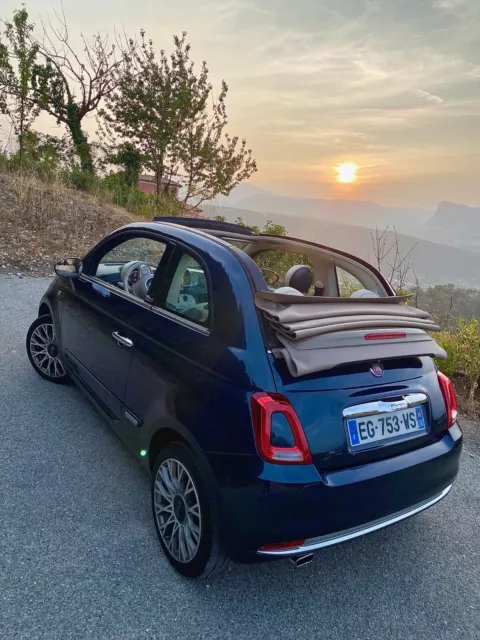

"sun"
[336,162,358,183]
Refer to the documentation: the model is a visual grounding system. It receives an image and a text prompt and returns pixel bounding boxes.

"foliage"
[57,166,187,218]
[337,270,363,297]
[65,166,97,191]
[437,318,480,413]
[100,31,256,205]
[105,142,142,188]
[7,129,67,177]
[415,284,480,330]
[100,172,187,217]
[0,8,39,164]
[232,216,312,284]
[31,9,132,173]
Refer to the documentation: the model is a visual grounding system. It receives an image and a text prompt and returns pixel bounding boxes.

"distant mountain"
[412,201,480,249]
[202,204,480,289]
[217,191,433,233]
[207,182,271,207]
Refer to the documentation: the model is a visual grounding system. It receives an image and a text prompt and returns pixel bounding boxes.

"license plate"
[346,406,426,449]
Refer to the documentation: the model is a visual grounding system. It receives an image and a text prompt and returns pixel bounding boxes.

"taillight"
[258,540,305,552]
[251,393,312,464]
[437,372,458,428]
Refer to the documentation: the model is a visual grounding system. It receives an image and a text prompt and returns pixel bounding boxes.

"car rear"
[230,351,462,561]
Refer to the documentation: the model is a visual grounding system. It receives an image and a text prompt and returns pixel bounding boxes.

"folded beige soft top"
[276,329,447,378]
[254,291,445,377]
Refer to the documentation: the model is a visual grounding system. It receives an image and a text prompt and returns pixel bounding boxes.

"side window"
[160,252,210,326]
[336,267,364,297]
[93,236,166,296]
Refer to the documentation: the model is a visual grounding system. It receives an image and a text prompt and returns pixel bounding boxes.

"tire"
[26,315,70,384]
[152,441,230,578]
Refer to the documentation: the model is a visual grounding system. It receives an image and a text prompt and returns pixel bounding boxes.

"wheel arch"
[147,420,224,509]
[148,421,209,474]
[38,300,53,318]
[148,427,185,471]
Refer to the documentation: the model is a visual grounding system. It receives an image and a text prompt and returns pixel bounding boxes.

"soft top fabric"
[255,297,431,324]
[276,330,447,377]
[270,316,439,340]
[256,290,411,306]
[254,292,445,377]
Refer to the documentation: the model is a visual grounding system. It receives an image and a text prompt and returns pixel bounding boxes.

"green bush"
[65,167,97,192]
[101,174,186,217]
[437,317,480,412]
[6,131,67,180]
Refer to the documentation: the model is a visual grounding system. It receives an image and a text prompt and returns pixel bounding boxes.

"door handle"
[112,331,134,348]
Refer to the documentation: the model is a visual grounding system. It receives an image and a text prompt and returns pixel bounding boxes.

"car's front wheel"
[26,315,69,384]
[152,441,229,578]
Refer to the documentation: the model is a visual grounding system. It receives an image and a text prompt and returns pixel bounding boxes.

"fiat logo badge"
[370,362,384,378]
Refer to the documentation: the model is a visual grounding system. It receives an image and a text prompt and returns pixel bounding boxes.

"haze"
[6,0,480,207]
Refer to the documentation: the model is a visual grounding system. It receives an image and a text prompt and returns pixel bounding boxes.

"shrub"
[65,167,97,192]
[437,318,480,413]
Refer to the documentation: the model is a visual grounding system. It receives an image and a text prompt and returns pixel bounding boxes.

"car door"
[59,231,170,421]
[120,236,275,461]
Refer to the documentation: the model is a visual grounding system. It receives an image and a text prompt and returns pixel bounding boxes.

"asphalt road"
[1,276,479,640]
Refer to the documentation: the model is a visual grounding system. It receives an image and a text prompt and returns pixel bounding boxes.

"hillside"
[213,185,433,232]
[413,201,480,249]
[203,204,480,289]
[217,185,480,251]
[0,172,135,276]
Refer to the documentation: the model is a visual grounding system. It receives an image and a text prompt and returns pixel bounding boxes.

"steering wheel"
[260,268,280,286]
[121,261,152,294]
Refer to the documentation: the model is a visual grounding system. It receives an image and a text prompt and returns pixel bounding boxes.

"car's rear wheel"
[152,441,229,578]
[26,315,69,384]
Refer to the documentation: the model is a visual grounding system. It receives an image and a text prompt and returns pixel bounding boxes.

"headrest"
[314,280,325,296]
[350,289,380,299]
[274,286,304,296]
[285,265,313,294]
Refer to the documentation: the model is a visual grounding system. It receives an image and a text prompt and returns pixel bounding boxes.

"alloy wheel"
[29,322,66,379]
[153,458,202,563]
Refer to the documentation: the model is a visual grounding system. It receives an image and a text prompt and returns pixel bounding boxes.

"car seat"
[284,265,313,294]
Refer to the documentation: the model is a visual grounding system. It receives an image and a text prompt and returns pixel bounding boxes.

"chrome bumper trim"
[257,484,452,557]
[342,393,428,419]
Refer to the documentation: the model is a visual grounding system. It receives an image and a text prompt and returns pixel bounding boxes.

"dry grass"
[0,171,137,276]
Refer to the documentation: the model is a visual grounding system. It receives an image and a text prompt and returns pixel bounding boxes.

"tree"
[0,8,39,165]
[106,141,142,187]
[370,225,416,292]
[31,9,132,174]
[100,31,256,204]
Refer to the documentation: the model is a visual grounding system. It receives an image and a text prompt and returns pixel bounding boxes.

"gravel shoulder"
[1,276,479,640]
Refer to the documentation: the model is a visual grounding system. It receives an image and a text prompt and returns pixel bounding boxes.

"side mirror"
[54,258,83,279]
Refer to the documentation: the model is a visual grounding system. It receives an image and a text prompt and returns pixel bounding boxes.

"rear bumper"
[210,425,462,561]
[257,484,452,556]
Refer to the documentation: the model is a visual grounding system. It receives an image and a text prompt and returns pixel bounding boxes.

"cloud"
[433,0,467,11]
[416,90,444,104]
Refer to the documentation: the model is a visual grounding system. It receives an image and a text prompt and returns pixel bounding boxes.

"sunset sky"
[3,0,480,207]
